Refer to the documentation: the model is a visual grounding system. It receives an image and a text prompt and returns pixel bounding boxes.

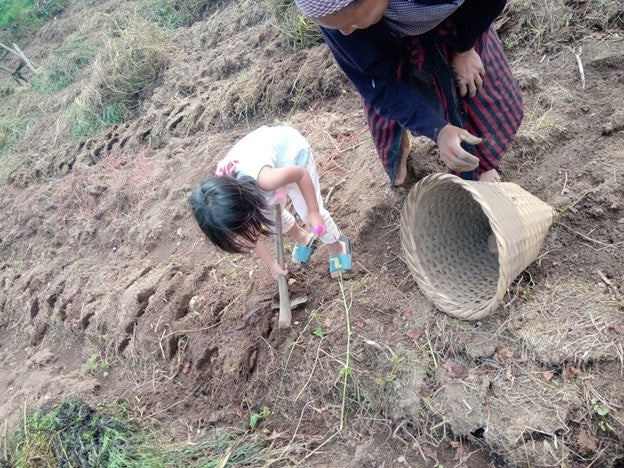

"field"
[0,0,623,466]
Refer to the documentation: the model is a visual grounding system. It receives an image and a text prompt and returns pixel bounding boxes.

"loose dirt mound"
[1,0,623,466]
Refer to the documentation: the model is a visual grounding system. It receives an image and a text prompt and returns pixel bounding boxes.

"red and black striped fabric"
[365,25,523,182]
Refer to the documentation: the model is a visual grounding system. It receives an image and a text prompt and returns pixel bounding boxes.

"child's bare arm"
[253,236,287,279]
[256,166,324,229]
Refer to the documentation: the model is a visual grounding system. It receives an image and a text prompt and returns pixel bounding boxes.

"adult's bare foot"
[393,131,411,186]
[479,168,501,182]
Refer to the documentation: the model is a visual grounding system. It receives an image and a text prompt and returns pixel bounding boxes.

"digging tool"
[274,203,292,329]
[271,295,308,311]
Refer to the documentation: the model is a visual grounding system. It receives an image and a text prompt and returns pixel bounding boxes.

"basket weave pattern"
[400,174,555,320]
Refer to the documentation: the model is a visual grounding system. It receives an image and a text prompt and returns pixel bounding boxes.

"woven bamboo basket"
[400,173,556,320]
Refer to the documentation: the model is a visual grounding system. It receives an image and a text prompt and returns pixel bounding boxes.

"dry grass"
[265,0,323,50]
[499,0,624,51]
[141,0,215,30]
[62,17,170,140]
[515,279,623,366]
[199,46,345,128]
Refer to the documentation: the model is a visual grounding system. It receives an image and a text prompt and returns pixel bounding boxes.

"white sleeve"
[235,148,276,180]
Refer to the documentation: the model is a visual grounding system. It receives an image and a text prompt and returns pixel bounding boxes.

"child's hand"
[269,260,288,279]
[307,211,325,235]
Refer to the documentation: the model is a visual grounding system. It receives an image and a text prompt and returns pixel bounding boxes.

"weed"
[11,400,131,467]
[340,365,353,377]
[84,351,109,375]
[249,406,271,429]
[312,326,324,339]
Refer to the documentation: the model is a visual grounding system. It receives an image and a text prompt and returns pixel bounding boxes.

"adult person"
[294,0,522,185]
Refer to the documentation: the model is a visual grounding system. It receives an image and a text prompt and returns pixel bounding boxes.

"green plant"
[522,288,533,301]
[312,326,324,339]
[84,351,109,375]
[592,397,615,433]
[6,400,302,466]
[592,398,608,417]
[249,406,271,429]
[374,350,402,385]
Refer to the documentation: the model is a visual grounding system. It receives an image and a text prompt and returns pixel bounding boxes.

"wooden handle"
[277,275,291,329]
[274,204,291,329]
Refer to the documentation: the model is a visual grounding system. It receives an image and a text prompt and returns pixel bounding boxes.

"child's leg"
[288,152,348,277]
[271,204,315,266]
[287,153,341,244]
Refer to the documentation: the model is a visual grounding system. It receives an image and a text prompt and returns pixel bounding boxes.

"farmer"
[189,125,352,279]
[294,0,522,185]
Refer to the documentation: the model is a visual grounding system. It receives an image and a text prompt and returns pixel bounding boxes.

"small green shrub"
[10,400,131,468]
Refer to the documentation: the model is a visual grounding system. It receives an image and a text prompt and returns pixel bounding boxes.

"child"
[294,0,522,185]
[189,125,351,279]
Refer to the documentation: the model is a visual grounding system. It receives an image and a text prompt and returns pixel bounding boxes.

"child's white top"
[219,125,311,180]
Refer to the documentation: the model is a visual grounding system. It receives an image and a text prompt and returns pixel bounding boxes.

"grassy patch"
[141,0,216,30]
[0,112,38,157]
[66,18,169,139]
[30,38,97,95]
[265,0,322,50]
[0,0,68,37]
[10,400,131,467]
[5,399,303,467]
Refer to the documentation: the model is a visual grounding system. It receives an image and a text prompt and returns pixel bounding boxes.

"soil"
[1,0,623,466]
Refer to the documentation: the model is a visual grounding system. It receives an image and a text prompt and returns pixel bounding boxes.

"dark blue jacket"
[320,0,506,141]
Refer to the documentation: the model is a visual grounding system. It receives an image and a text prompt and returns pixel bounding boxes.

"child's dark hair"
[189,175,273,254]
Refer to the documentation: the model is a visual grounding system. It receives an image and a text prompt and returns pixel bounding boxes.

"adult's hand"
[451,48,485,98]
[436,124,481,172]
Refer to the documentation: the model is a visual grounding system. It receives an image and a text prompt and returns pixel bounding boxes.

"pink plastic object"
[313,226,325,236]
